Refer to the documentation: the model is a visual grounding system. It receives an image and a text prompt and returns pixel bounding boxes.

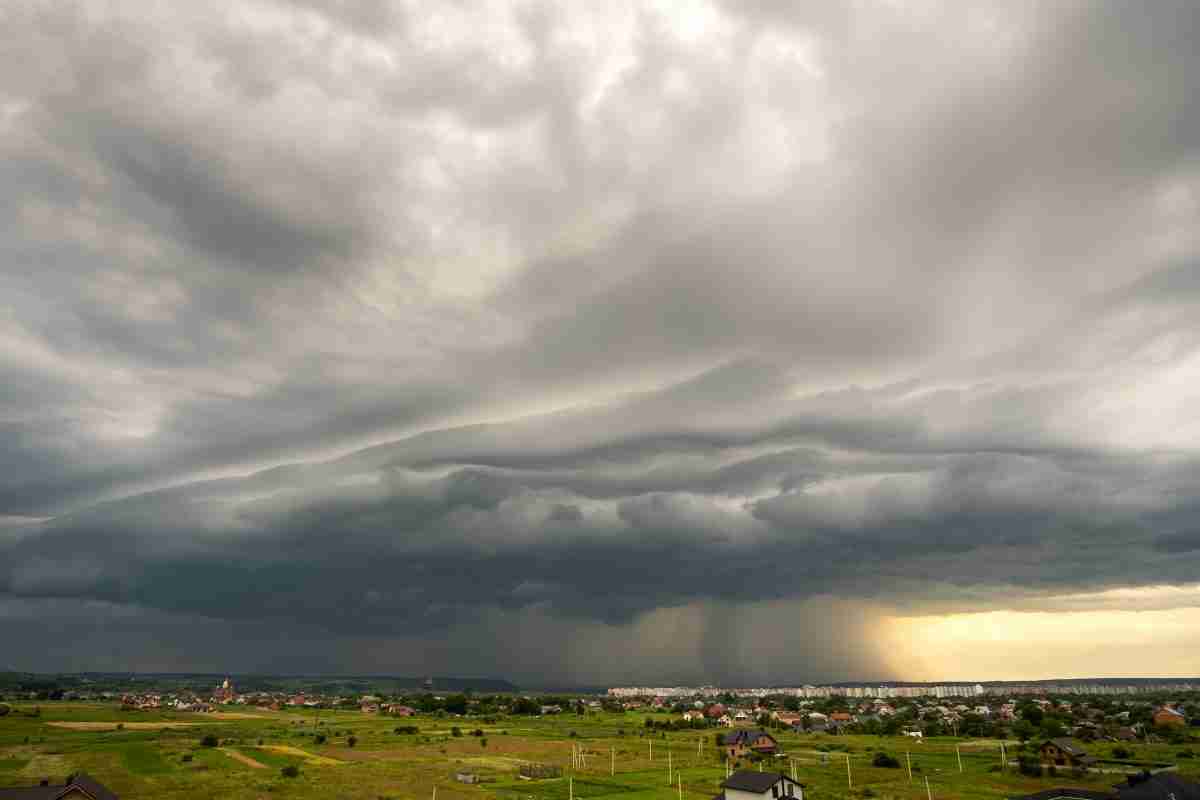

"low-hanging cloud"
[2,0,1200,681]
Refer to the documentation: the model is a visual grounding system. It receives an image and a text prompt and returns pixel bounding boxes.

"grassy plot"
[0,704,1197,800]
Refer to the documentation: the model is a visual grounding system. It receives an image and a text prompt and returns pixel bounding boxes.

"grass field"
[1,703,1196,799]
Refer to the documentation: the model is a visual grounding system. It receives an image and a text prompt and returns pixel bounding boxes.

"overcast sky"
[3,0,1200,685]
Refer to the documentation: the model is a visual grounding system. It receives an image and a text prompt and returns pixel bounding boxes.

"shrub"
[472,728,483,737]
[181,754,193,763]
[481,738,488,748]
[314,734,327,744]
[872,752,901,768]
[116,723,125,731]
[280,765,300,778]
[1113,746,1132,759]
[201,734,219,748]
[394,726,419,735]
[347,736,357,748]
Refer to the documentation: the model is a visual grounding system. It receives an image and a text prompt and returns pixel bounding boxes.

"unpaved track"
[220,748,267,769]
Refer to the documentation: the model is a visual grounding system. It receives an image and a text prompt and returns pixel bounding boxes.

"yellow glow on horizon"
[885,605,1200,681]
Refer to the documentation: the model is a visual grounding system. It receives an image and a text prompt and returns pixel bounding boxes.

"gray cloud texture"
[3,0,1200,683]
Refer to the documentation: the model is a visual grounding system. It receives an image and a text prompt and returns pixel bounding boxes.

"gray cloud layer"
[3,0,1200,683]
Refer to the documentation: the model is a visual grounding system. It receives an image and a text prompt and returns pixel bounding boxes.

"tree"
[281,765,300,778]
[1021,705,1044,726]
[443,694,468,715]
[1013,720,1035,742]
[872,752,901,768]
[347,736,357,748]
[200,734,219,748]
[451,726,462,737]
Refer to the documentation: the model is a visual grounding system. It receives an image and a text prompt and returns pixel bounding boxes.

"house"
[360,703,380,714]
[0,773,119,800]
[1114,727,1138,742]
[707,704,728,719]
[718,770,804,800]
[384,704,416,717]
[1008,770,1200,800]
[1152,707,1186,728]
[683,710,705,722]
[1114,771,1200,800]
[722,730,778,758]
[1039,739,1094,768]
[829,712,853,724]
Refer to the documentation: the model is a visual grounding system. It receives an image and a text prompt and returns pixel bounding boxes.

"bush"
[280,765,300,778]
[201,734,219,748]
[116,723,125,731]
[314,734,327,744]
[481,738,488,748]
[872,752,901,768]
[347,736,357,748]
[394,726,419,735]
[181,754,193,763]
[451,726,462,737]
[472,728,483,737]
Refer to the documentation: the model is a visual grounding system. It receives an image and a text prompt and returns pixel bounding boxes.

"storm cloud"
[3,0,1200,684]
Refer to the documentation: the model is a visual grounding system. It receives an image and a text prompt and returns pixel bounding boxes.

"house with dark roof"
[722,730,778,758]
[0,773,118,800]
[1008,770,1200,800]
[717,770,804,800]
[1040,738,1094,768]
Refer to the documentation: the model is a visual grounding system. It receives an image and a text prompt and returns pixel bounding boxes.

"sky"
[2,0,1200,686]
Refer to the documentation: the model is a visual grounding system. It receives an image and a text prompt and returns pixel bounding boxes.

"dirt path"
[220,748,267,769]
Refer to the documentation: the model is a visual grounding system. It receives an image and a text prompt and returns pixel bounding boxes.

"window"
[772,786,779,798]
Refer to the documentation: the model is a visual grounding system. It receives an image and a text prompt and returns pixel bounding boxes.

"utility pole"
[650,739,653,762]
[846,753,853,790]
[925,775,933,800]
[677,774,683,800]
[906,751,913,782]
[569,775,574,800]
[611,746,615,776]
[1000,741,1006,771]
[956,744,963,773]
[668,748,673,785]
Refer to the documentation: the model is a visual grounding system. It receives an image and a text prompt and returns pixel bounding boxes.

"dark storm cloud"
[3,0,1200,681]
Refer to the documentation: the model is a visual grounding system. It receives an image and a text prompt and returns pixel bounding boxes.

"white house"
[719,770,804,800]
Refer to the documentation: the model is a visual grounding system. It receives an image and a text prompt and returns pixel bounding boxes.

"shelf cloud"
[3,0,1200,683]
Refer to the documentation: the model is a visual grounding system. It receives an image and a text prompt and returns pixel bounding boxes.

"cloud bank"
[2,0,1200,683]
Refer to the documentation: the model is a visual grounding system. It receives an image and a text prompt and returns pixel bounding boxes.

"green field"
[1,704,1196,799]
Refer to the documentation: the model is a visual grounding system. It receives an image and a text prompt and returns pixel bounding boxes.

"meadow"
[1,703,1196,800]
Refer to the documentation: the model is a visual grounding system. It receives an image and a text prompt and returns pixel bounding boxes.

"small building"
[722,730,778,758]
[718,770,804,800]
[1152,707,1186,728]
[1008,770,1200,800]
[1040,739,1093,768]
[0,772,119,800]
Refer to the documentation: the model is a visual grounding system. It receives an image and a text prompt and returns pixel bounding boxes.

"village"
[5,675,1199,800]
